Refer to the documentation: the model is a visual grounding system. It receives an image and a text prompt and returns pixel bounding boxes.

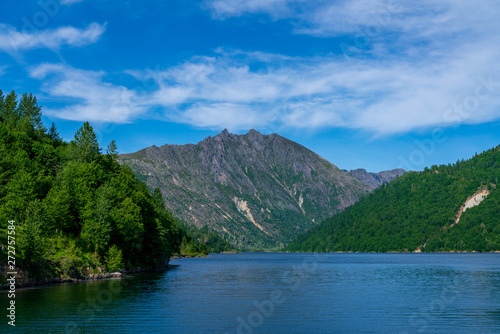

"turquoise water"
[3,253,500,333]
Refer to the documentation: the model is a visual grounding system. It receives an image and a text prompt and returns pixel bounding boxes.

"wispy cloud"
[206,0,300,19]
[0,65,8,76]
[28,1,500,135]
[0,22,105,52]
[60,0,85,5]
[180,103,270,130]
[205,0,500,35]
[194,0,500,133]
[153,49,500,133]
[30,64,146,123]
[34,44,500,134]
[205,1,500,58]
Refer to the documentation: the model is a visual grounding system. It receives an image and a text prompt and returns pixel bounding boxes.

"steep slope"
[120,129,370,250]
[0,89,180,285]
[348,168,406,189]
[287,146,500,252]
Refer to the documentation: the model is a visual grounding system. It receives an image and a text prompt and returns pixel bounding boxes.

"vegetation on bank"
[178,223,234,257]
[0,90,233,283]
[287,147,500,253]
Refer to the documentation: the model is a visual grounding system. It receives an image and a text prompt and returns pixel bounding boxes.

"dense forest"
[287,147,500,252]
[177,223,234,257]
[0,90,232,282]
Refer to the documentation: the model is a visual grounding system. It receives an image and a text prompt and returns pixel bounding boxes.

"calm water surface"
[3,253,500,333]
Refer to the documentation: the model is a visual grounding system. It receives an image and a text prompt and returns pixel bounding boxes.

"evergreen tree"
[17,93,44,131]
[287,146,500,253]
[19,200,46,276]
[48,122,62,143]
[81,185,113,254]
[0,89,183,281]
[0,90,18,123]
[105,245,123,272]
[112,197,144,255]
[70,122,101,163]
[106,139,118,158]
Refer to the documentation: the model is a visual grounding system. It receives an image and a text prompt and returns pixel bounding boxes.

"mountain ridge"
[120,129,372,250]
[347,168,407,189]
[287,146,500,252]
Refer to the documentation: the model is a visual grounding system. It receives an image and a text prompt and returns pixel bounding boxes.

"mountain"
[287,146,500,253]
[119,129,371,250]
[347,168,406,189]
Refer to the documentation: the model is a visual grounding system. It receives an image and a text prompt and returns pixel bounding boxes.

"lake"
[4,253,500,333]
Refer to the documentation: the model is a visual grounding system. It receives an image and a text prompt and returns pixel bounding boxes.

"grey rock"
[120,130,371,250]
[348,168,406,190]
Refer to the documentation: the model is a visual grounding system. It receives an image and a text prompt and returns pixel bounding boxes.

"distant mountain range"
[287,146,500,252]
[120,130,402,250]
[347,168,406,190]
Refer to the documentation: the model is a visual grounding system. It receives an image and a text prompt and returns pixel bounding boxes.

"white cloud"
[30,64,147,123]
[36,44,500,134]
[190,0,500,133]
[28,1,500,135]
[143,45,500,134]
[180,103,270,129]
[205,1,500,58]
[0,65,8,76]
[60,0,85,5]
[0,22,105,52]
[206,0,300,19]
[205,0,500,35]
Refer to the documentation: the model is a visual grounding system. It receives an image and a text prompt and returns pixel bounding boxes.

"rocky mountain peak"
[120,131,372,250]
[348,168,406,189]
[246,129,264,139]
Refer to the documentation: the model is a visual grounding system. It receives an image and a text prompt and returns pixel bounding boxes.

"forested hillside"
[177,223,234,257]
[0,90,181,282]
[287,147,500,252]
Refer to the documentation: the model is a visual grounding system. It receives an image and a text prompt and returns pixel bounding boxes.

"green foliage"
[113,197,144,253]
[105,245,124,272]
[0,90,19,124]
[45,234,101,278]
[287,147,500,253]
[0,90,181,281]
[48,122,62,143]
[177,220,235,256]
[69,121,101,163]
[81,185,113,254]
[17,93,44,131]
[425,186,500,252]
[18,200,46,276]
[106,139,118,158]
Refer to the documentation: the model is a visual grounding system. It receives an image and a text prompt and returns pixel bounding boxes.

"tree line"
[287,146,500,252]
[0,90,231,280]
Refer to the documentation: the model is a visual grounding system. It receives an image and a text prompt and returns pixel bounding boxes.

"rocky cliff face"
[347,168,406,190]
[120,129,370,250]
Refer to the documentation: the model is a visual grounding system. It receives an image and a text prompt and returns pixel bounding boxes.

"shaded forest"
[287,147,500,252]
[0,90,232,281]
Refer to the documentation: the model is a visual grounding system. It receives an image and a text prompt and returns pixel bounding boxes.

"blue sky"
[1,0,500,172]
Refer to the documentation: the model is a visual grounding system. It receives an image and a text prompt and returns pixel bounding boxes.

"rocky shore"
[0,265,171,291]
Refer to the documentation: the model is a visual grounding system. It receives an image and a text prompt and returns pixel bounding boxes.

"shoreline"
[1,265,171,292]
[4,251,499,290]
[174,250,500,255]
[284,250,500,254]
